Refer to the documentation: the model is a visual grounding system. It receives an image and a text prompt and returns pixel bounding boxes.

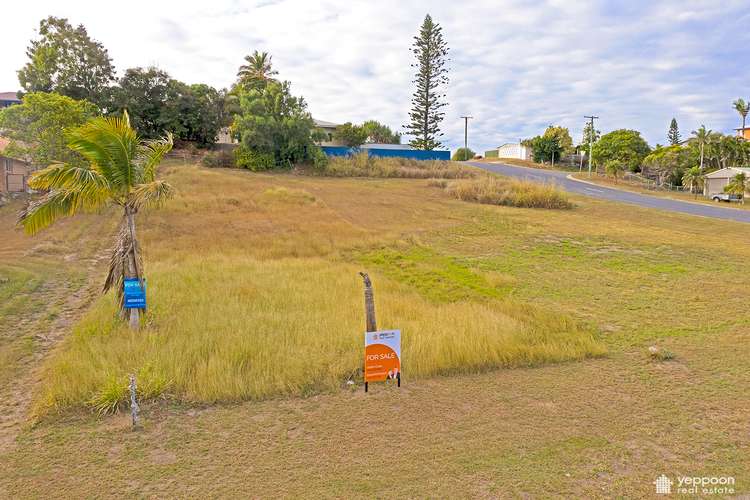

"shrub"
[452,147,476,161]
[311,146,329,170]
[442,175,573,209]
[235,146,275,171]
[604,159,626,182]
[201,149,235,168]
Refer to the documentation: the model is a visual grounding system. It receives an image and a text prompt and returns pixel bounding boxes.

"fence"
[589,170,692,193]
[321,146,451,161]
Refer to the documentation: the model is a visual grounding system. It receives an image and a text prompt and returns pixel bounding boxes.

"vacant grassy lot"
[1,161,749,497]
[33,164,597,415]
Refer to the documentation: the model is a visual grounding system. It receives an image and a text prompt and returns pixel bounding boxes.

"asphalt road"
[468,161,750,224]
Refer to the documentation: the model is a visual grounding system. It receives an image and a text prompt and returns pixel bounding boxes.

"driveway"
[469,161,750,224]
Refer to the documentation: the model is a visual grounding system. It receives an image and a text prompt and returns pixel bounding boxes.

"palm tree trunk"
[125,206,141,331]
[359,272,377,332]
[700,144,704,172]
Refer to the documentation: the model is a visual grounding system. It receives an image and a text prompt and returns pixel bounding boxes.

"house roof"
[314,119,340,128]
[704,167,750,178]
[0,92,20,102]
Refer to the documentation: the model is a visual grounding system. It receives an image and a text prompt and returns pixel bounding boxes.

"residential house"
[703,167,750,197]
[314,119,343,146]
[486,142,533,160]
[0,92,21,109]
[0,137,33,193]
[735,127,750,141]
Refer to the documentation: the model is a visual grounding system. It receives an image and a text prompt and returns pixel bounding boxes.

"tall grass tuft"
[443,176,573,209]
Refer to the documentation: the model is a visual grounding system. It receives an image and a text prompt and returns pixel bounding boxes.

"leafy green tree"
[604,159,625,183]
[724,172,747,203]
[690,125,711,171]
[525,135,562,163]
[0,91,98,167]
[17,16,115,107]
[592,129,651,172]
[232,80,319,168]
[668,118,681,145]
[405,14,449,150]
[733,98,749,132]
[642,144,695,185]
[19,112,173,330]
[110,67,225,144]
[333,122,368,147]
[362,120,401,144]
[163,83,227,146]
[237,51,278,90]
[682,166,704,198]
[543,126,574,155]
[451,147,475,161]
[109,67,173,139]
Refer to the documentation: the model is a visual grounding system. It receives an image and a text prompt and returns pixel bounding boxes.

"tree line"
[3,14,450,173]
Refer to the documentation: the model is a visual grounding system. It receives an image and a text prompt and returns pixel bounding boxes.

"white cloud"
[2,0,749,152]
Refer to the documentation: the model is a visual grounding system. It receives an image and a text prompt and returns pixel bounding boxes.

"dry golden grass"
[443,176,573,209]
[31,163,602,415]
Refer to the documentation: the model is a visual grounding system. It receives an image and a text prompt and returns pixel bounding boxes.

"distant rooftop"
[314,119,340,128]
[0,92,20,102]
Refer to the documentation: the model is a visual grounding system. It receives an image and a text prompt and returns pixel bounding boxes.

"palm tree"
[19,112,174,330]
[682,166,704,199]
[733,98,749,136]
[237,51,278,89]
[725,172,747,204]
[691,125,712,172]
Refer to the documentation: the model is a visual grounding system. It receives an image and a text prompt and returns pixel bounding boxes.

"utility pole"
[584,115,599,177]
[461,116,473,159]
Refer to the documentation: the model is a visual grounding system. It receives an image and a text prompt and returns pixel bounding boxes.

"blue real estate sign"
[123,278,146,309]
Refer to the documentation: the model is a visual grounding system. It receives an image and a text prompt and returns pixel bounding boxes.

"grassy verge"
[570,172,750,209]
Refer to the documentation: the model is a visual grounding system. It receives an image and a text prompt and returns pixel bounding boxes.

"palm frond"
[18,187,107,235]
[28,162,111,199]
[134,133,173,182]
[130,180,175,210]
[67,114,139,191]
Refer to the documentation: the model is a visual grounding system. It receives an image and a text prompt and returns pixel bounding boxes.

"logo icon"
[654,474,673,495]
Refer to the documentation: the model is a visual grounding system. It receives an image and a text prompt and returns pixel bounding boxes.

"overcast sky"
[2,0,750,152]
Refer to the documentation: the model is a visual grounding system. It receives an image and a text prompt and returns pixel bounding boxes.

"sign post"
[123,278,146,309]
[364,329,401,392]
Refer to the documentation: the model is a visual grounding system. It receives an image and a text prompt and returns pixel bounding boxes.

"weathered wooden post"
[129,374,140,429]
[359,272,377,332]
[359,272,376,393]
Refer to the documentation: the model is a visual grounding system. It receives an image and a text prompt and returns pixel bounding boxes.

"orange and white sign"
[364,330,401,382]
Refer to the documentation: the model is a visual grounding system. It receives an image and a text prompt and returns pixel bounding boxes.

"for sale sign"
[364,330,401,382]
